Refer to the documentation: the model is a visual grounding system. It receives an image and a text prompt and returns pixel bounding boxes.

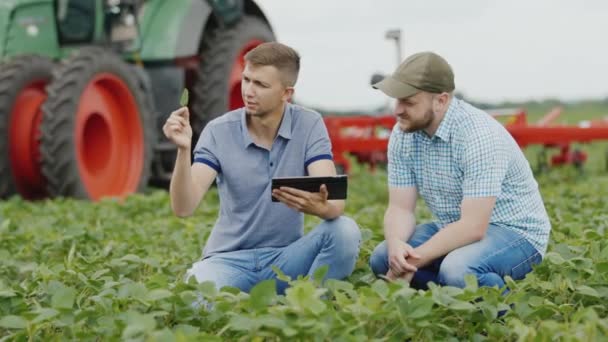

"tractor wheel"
[40,48,155,200]
[191,15,275,135]
[0,55,54,199]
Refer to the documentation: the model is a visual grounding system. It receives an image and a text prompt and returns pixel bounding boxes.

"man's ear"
[283,87,295,102]
[433,92,449,112]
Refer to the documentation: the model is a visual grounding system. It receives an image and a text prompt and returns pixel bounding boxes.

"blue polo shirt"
[193,103,333,258]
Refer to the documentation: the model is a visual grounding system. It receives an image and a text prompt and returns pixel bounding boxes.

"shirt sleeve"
[387,125,416,187]
[193,123,221,173]
[462,131,510,197]
[304,117,333,168]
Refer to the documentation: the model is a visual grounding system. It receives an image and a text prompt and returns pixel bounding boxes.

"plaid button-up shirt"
[388,98,551,255]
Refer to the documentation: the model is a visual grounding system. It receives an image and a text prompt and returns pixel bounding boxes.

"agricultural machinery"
[325,106,608,174]
[0,0,275,200]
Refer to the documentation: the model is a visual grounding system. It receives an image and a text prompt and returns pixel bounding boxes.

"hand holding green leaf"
[163,89,192,149]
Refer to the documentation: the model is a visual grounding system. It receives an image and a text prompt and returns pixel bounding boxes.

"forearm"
[318,200,344,220]
[384,206,416,242]
[169,148,199,217]
[411,219,483,267]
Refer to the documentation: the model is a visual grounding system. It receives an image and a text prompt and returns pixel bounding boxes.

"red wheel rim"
[229,39,265,110]
[75,73,144,200]
[8,81,48,199]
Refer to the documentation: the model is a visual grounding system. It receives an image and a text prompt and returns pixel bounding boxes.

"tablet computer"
[271,175,347,202]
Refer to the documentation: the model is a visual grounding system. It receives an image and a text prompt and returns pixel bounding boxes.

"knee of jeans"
[369,241,389,276]
[437,256,473,288]
[323,216,361,253]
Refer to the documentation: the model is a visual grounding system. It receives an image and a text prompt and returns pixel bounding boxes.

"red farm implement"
[324,107,608,174]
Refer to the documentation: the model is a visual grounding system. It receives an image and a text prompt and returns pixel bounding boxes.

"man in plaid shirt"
[369,52,551,290]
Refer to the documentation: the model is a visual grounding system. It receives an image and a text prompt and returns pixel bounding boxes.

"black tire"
[40,47,155,200]
[190,15,275,135]
[0,55,54,199]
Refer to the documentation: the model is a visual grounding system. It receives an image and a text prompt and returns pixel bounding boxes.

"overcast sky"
[257,0,608,111]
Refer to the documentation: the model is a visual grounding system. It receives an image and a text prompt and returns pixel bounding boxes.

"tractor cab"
[56,0,142,52]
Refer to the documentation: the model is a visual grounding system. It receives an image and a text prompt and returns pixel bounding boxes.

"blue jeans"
[369,222,542,290]
[186,216,361,294]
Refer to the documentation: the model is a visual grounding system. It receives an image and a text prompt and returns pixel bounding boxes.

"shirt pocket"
[427,170,463,198]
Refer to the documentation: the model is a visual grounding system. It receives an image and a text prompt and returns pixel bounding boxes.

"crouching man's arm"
[410,196,496,268]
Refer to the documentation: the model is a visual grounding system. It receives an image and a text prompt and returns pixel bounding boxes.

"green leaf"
[448,300,476,311]
[256,315,287,330]
[544,252,566,265]
[249,279,276,310]
[0,315,28,329]
[51,285,77,309]
[122,311,157,339]
[0,289,16,298]
[464,274,479,292]
[285,281,326,315]
[271,265,291,282]
[174,324,199,335]
[197,281,217,298]
[229,314,256,331]
[576,285,600,298]
[312,265,329,283]
[31,308,60,324]
[407,297,434,319]
[180,88,189,107]
[117,282,148,301]
[146,289,173,302]
[371,279,389,299]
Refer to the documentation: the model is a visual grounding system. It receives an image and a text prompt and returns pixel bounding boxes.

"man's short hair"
[244,42,300,87]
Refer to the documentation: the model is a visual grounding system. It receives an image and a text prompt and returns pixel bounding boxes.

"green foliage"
[179,89,189,107]
[1,145,608,340]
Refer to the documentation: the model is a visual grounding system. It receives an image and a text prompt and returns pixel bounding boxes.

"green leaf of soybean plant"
[249,279,277,310]
[312,265,329,285]
[180,88,189,107]
[0,315,28,329]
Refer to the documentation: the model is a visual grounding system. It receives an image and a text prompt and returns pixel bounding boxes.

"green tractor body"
[0,0,275,200]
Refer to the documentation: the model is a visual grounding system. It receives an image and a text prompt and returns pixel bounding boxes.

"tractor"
[0,0,275,200]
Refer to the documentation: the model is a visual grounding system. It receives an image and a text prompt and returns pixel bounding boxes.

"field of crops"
[1,103,608,341]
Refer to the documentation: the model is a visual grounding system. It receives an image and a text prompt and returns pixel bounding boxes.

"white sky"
[258,0,608,111]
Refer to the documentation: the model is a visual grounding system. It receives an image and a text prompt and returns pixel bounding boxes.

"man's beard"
[401,109,434,133]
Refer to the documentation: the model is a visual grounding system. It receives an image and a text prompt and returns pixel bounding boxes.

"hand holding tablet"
[271,175,348,202]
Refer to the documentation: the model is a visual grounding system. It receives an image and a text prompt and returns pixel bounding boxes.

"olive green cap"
[373,51,455,99]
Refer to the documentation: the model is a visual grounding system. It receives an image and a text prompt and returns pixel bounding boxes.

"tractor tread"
[40,47,155,199]
[0,55,54,198]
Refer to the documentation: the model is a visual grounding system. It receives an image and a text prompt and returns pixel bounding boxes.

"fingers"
[163,107,192,140]
[174,107,190,121]
[388,255,407,274]
[278,186,313,198]
[404,245,421,259]
[401,260,418,273]
[272,188,306,209]
[389,250,418,274]
[166,114,188,128]
[384,269,414,283]
[319,184,328,200]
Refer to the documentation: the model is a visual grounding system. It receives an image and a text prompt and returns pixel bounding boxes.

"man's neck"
[248,103,286,147]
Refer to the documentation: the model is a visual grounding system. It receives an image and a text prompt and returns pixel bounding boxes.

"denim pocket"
[510,252,542,280]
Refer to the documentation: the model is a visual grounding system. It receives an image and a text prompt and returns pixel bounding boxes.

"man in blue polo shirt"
[368,52,551,290]
[163,42,360,294]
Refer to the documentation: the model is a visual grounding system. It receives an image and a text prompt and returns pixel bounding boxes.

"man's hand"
[272,184,330,217]
[387,238,421,276]
[163,107,192,150]
[385,268,415,283]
